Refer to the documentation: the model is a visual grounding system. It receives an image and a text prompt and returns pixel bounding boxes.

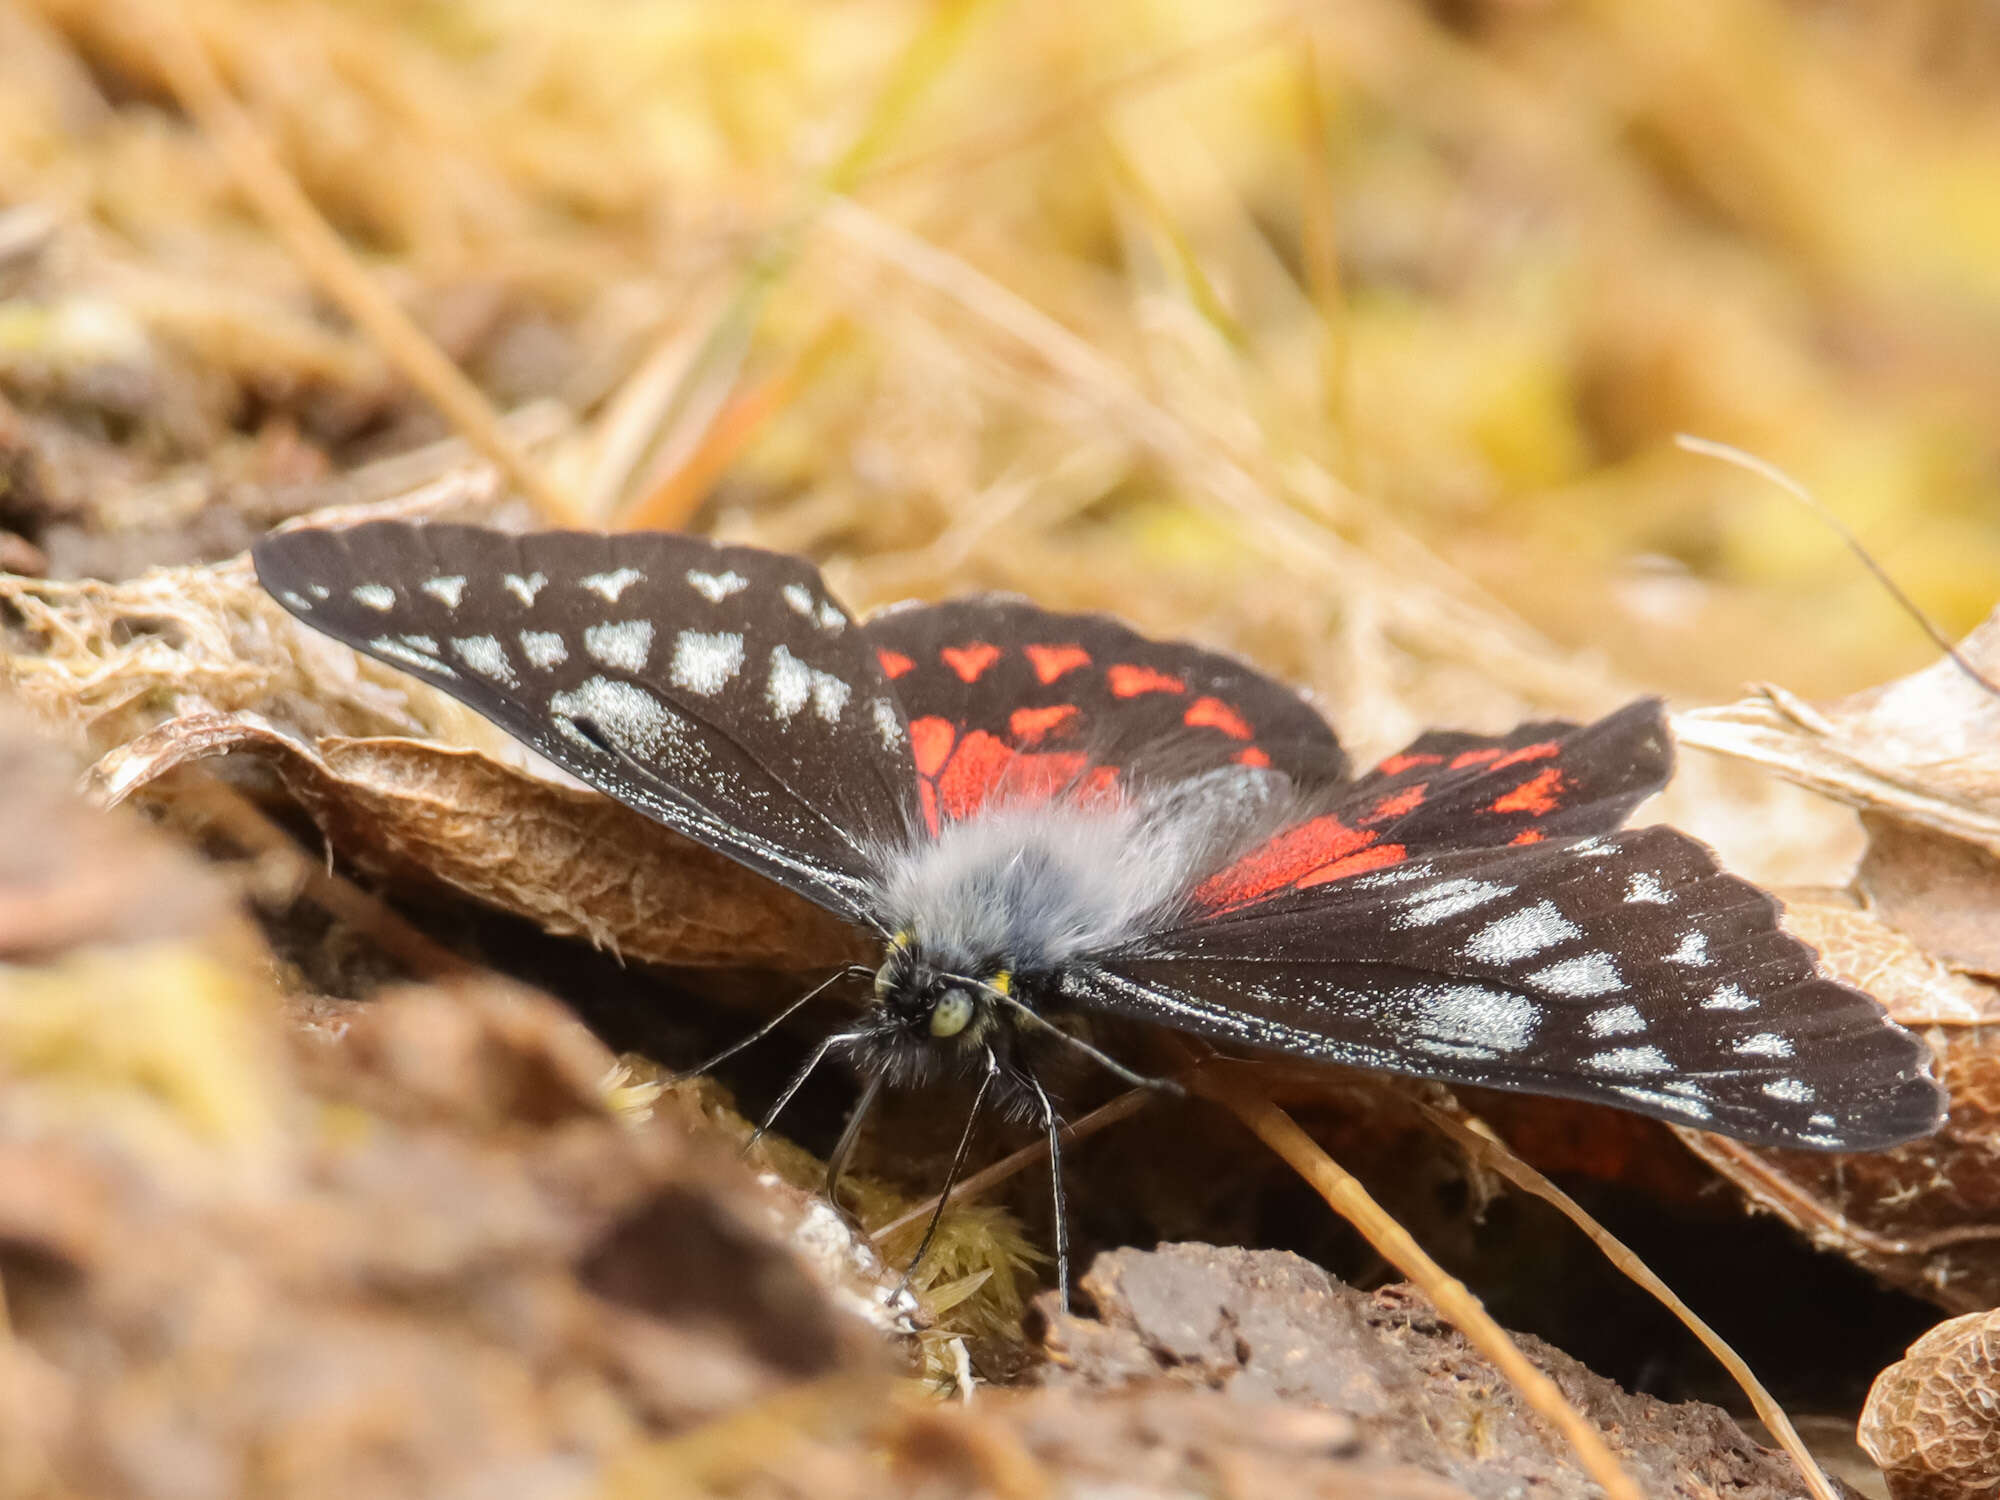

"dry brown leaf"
[1858,1309,2000,1500]
[1674,606,2000,862]
[91,711,867,969]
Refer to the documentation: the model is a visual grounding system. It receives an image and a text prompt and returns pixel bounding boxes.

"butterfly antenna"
[748,1028,864,1154]
[1677,434,2000,696]
[967,979,1184,1097]
[1019,1058,1072,1308]
[674,965,870,1083]
[897,1047,1000,1299]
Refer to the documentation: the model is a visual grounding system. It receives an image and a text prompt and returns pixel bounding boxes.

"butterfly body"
[252,521,1946,1170]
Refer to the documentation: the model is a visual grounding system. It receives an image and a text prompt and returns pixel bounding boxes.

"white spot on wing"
[421,574,467,608]
[686,568,748,603]
[1354,862,1435,889]
[582,567,645,603]
[280,590,313,612]
[1587,1004,1646,1037]
[763,644,847,722]
[551,676,674,758]
[369,635,457,678]
[671,630,744,695]
[308,584,330,600]
[872,697,904,749]
[1666,931,1712,966]
[1526,952,1624,997]
[1410,984,1540,1055]
[1463,901,1580,964]
[1734,1032,1794,1058]
[811,672,850,723]
[352,584,395,611]
[452,635,516,685]
[768,645,811,717]
[1701,983,1756,1011]
[1764,1079,1815,1103]
[520,630,567,669]
[585,620,655,672]
[505,571,547,605]
[1624,872,1672,904]
[1398,878,1511,927]
[782,582,815,617]
[1586,1045,1671,1076]
[816,599,846,633]
[1612,1084,1713,1121]
[399,634,438,654]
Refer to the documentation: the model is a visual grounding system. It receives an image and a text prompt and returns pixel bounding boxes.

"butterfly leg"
[823,1072,885,1226]
[897,1047,999,1297]
[1020,1060,1071,1309]
[748,1028,864,1154]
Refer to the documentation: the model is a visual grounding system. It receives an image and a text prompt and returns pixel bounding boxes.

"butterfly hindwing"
[1086,820,1942,1150]
[1186,700,1675,914]
[254,522,919,923]
[866,596,1346,832]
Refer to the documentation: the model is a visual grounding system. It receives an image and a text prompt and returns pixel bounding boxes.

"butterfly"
[255,521,1946,1294]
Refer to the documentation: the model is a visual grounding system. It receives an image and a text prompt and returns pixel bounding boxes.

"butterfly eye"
[929,988,976,1038]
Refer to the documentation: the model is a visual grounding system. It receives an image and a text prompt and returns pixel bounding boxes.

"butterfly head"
[872,931,1009,1037]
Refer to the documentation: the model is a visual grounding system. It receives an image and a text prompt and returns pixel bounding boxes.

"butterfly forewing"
[1092,825,1942,1150]
[255,522,919,923]
[867,596,1346,831]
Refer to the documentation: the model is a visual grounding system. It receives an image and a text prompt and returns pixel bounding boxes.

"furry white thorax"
[868,765,1289,975]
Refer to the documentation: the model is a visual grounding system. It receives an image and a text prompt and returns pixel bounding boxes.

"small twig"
[870,1086,1155,1241]
[1188,1060,1646,1500]
[1414,1100,1840,1500]
[139,2,580,526]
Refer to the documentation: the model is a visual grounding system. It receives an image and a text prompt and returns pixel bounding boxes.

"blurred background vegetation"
[3,0,1998,718]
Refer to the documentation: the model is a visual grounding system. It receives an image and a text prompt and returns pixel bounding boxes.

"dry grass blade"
[1189,1062,1646,1500]
[131,2,579,526]
[1413,1100,1841,1500]
[605,0,993,529]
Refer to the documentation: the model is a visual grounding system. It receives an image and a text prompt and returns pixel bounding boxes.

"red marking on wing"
[1378,751,1444,776]
[1298,842,1406,888]
[910,715,956,778]
[1107,663,1186,698]
[1192,814,1377,911]
[1025,643,1091,684]
[929,730,1121,824]
[1234,747,1272,769]
[1491,740,1558,770]
[1511,829,1545,845]
[876,648,915,679]
[1364,784,1426,823]
[1009,703,1079,744]
[941,642,1002,683]
[1184,696,1253,739]
[937,730,1015,820]
[1450,747,1504,770]
[1490,766,1565,816]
